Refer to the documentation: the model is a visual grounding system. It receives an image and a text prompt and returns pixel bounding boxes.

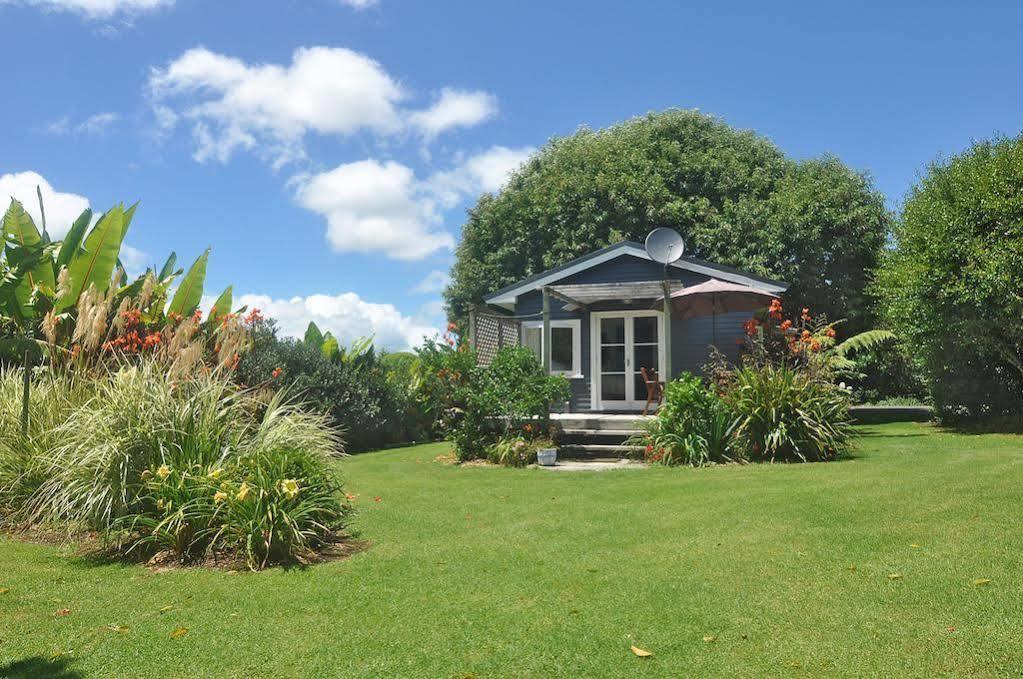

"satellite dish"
[645,228,685,265]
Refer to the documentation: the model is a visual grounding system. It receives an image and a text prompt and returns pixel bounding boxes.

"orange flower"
[801,307,812,322]
[801,330,812,341]
[244,308,264,325]
[271,367,283,379]
[780,320,793,331]
[826,327,836,338]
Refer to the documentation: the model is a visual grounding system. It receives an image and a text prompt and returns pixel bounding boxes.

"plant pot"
[537,448,558,466]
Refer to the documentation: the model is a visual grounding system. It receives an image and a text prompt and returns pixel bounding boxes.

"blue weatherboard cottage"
[473,241,787,413]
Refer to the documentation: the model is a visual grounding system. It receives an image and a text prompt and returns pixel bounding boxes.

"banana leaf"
[208,285,233,324]
[167,248,210,316]
[3,200,55,318]
[56,208,93,268]
[57,204,128,311]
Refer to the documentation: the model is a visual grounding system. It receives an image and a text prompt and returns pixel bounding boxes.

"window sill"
[552,373,585,380]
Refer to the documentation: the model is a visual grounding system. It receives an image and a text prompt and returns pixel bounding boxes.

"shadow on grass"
[0,656,82,679]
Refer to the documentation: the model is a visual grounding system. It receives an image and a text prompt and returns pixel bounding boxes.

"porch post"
[467,307,477,350]
[662,278,673,381]
[541,287,551,373]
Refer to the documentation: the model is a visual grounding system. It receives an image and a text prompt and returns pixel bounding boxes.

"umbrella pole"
[712,292,718,346]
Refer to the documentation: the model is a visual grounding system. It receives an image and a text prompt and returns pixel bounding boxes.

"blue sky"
[1,0,1021,349]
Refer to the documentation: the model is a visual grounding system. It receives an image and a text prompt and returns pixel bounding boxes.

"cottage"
[474,241,787,413]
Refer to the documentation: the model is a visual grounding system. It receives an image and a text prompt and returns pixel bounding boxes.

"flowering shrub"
[724,363,854,462]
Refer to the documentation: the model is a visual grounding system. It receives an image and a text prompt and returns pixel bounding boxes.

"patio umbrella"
[656,278,779,345]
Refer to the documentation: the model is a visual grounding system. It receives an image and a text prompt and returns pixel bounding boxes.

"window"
[522,320,581,377]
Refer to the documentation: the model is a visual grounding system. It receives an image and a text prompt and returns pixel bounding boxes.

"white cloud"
[426,145,533,207]
[0,0,174,18]
[409,88,498,140]
[293,147,530,260]
[293,158,454,260]
[0,171,90,238]
[149,46,500,166]
[337,0,377,8]
[43,111,122,136]
[77,112,120,135]
[149,46,406,166]
[119,243,151,278]
[230,291,439,351]
[412,269,450,294]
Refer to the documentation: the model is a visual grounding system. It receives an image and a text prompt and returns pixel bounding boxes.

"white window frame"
[589,310,666,411]
[521,319,583,378]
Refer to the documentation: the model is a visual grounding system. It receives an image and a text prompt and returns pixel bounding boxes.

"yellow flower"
[156,464,171,480]
[208,467,223,480]
[236,482,251,501]
[213,490,228,504]
[280,479,300,499]
[156,499,165,510]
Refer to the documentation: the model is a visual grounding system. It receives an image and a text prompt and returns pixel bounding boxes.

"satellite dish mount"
[644,227,685,382]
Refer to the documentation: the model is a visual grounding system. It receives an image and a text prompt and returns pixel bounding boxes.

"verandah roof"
[546,281,684,310]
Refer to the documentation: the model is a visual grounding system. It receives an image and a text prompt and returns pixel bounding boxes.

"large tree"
[446,110,889,333]
[875,134,1023,420]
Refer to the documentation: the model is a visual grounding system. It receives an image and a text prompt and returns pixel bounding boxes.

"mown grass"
[2,423,1022,677]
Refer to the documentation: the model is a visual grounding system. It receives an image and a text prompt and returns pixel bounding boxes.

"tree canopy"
[875,134,1023,420]
[445,110,889,333]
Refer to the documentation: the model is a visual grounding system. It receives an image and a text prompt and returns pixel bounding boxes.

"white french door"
[591,311,664,411]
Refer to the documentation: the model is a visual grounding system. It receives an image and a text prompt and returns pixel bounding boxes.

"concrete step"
[559,429,642,438]
[552,415,652,432]
[558,443,645,460]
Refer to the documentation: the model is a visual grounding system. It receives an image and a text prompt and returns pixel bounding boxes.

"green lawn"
[2,423,1022,678]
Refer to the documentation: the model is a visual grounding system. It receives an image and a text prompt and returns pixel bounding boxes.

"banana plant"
[0,195,226,344]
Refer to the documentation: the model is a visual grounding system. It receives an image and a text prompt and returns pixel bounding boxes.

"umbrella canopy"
[657,278,778,319]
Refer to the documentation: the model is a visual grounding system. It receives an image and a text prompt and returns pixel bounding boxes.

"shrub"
[237,320,427,452]
[10,360,349,569]
[875,134,1023,423]
[440,346,569,463]
[724,363,854,462]
[635,373,732,466]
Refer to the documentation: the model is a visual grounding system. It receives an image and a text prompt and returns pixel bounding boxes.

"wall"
[511,254,761,412]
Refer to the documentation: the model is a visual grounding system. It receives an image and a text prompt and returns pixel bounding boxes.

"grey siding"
[509,254,765,412]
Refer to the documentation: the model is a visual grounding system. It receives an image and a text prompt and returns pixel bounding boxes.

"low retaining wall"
[849,405,933,424]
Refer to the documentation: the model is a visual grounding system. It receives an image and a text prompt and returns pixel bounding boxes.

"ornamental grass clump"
[18,360,349,570]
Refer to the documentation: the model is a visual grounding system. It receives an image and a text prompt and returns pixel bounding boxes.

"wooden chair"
[641,367,665,415]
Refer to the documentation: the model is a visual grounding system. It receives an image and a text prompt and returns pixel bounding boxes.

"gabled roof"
[483,241,788,308]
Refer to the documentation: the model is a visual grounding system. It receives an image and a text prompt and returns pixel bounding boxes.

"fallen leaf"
[703,635,717,643]
[55,607,71,617]
[947,626,956,632]
[169,627,189,639]
[910,544,921,548]
[0,587,9,594]
[972,578,991,587]
[630,645,653,657]
[888,573,902,580]
[105,624,129,634]
[159,605,174,614]
[846,565,857,572]
[373,496,382,502]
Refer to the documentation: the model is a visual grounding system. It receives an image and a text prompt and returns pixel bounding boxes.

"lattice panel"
[473,313,520,366]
